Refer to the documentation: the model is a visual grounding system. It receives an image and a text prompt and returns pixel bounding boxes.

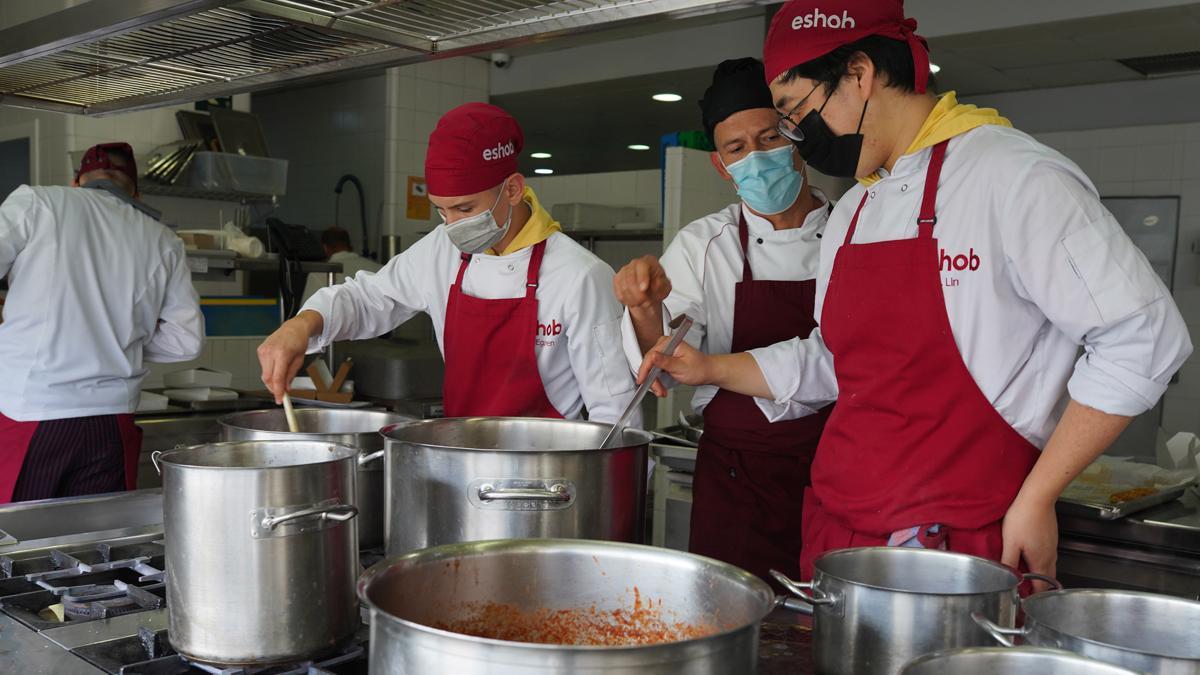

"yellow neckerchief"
[858,91,1012,186]
[488,186,563,255]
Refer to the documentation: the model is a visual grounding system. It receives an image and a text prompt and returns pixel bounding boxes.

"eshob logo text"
[791,9,856,30]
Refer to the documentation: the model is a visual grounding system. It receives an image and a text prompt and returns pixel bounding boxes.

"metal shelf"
[565,228,663,251]
[141,182,278,204]
[186,249,342,274]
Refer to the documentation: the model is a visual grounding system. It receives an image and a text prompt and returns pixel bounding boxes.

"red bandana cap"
[76,142,138,191]
[425,102,524,197]
[764,0,931,94]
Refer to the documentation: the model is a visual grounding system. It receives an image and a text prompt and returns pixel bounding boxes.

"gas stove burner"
[62,585,142,620]
[182,643,366,674]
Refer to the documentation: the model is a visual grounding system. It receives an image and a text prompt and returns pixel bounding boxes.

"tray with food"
[1057,456,1197,520]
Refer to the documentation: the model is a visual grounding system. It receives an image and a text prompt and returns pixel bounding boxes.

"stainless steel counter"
[1057,487,1200,600]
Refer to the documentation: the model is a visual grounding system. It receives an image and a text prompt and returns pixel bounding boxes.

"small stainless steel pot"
[380,417,649,555]
[975,588,1200,674]
[219,408,412,547]
[903,647,1142,674]
[772,547,1058,675]
[358,538,777,674]
[155,440,360,666]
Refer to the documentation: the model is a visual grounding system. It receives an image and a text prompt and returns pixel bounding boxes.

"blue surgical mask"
[723,145,803,216]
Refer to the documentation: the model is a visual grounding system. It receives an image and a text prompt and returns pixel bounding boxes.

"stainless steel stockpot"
[156,440,359,666]
[773,547,1056,675]
[380,417,650,555]
[975,588,1200,674]
[219,408,412,547]
[358,538,776,674]
[902,646,1142,675]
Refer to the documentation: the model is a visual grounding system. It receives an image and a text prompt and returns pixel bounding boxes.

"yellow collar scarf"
[488,186,563,255]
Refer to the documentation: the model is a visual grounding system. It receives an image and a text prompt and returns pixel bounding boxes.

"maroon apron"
[1,413,142,503]
[800,140,1040,578]
[691,211,831,589]
[442,240,563,418]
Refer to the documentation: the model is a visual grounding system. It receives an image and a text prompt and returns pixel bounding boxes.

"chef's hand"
[636,335,712,397]
[257,311,323,404]
[1000,493,1058,593]
[614,255,672,310]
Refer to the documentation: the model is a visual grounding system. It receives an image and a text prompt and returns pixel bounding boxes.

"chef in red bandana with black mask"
[637,0,1192,586]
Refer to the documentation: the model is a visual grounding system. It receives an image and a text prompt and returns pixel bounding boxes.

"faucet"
[334,174,371,259]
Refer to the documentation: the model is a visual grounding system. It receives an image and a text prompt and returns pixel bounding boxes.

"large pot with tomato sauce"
[358,538,777,673]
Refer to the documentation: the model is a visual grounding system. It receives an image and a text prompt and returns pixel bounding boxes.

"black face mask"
[790,89,869,179]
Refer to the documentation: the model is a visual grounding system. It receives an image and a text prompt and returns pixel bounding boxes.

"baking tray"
[1056,480,1194,520]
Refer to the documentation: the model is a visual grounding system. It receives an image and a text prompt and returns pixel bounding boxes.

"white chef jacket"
[302,250,383,304]
[750,125,1193,448]
[620,193,830,416]
[302,225,640,425]
[0,185,204,421]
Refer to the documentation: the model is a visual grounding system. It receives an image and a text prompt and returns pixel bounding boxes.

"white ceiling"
[498,2,1200,175]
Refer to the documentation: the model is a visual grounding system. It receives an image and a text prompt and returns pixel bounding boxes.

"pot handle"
[477,483,570,503]
[769,569,835,607]
[150,444,186,475]
[774,595,814,616]
[971,611,1027,648]
[1021,572,1063,592]
[260,503,358,531]
[357,449,384,467]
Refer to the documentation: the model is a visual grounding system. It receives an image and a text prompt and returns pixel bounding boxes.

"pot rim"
[218,408,412,438]
[379,417,654,453]
[158,440,360,470]
[1023,588,1200,661]
[813,547,1022,596]
[903,646,1141,673]
[357,538,774,653]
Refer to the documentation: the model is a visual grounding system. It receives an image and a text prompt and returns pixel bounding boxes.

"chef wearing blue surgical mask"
[613,57,832,591]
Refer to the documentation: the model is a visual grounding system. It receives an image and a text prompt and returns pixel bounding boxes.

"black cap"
[699,58,775,143]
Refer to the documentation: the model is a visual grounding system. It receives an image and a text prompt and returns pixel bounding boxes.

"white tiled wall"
[142,337,264,391]
[1032,123,1200,435]
[383,58,490,245]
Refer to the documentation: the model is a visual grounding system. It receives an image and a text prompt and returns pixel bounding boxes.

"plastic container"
[164,368,233,389]
[183,152,288,195]
[164,387,239,402]
[136,391,171,413]
[551,203,644,230]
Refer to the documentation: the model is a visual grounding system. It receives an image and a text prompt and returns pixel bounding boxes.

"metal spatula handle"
[599,315,694,449]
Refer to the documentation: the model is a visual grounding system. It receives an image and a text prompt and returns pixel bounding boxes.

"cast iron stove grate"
[74,627,369,674]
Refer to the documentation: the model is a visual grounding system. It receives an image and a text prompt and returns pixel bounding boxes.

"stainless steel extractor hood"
[0,0,756,115]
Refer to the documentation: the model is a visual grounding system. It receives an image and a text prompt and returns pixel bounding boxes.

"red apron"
[799,140,1039,578]
[442,240,563,418]
[692,211,832,588]
[0,413,142,503]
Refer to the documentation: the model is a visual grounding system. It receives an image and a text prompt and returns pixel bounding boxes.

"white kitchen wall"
[142,337,264,392]
[383,57,490,247]
[1028,123,1200,435]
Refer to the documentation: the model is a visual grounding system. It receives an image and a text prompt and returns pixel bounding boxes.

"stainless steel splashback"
[0,0,752,115]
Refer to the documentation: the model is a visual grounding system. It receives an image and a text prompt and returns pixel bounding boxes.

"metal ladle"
[599,315,694,449]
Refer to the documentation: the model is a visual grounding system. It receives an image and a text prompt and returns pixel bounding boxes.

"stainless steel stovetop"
[0,491,371,674]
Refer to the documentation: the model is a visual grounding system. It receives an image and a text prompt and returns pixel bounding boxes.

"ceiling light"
[929,63,941,74]
[531,152,552,159]
[652,93,682,102]
[534,168,554,175]
[628,144,651,151]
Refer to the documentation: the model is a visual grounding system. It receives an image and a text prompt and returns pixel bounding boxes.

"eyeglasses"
[777,82,823,143]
